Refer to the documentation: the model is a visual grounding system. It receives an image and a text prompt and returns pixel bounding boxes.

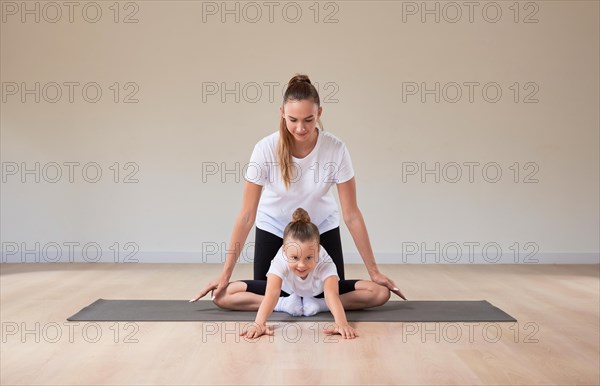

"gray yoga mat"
[67,299,516,322]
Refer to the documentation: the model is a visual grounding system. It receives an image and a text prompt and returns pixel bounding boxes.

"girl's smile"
[295,267,309,279]
[283,238,319,280]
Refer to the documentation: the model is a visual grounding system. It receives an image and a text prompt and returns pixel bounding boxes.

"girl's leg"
[213,280,302,316]
[338,280,391,310]
[213,281,264,311]
[307,280,390,315]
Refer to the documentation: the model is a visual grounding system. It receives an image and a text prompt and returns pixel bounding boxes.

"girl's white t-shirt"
[244,128,355,238]
[267,244,339,297]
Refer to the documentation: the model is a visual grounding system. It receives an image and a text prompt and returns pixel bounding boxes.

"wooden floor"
[1,263,598,385]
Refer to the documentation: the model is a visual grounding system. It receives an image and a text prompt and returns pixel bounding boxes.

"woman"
[191,73,406,303]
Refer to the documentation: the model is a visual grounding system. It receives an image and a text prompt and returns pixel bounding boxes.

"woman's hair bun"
[288,74,311,86]
[291,207,311,223]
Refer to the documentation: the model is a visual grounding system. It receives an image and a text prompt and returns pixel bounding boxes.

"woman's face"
[280,99,322,143]
[283,238,319,279]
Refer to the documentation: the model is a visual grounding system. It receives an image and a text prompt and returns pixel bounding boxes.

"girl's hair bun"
[291,207,311,223]
[283,207,320,245]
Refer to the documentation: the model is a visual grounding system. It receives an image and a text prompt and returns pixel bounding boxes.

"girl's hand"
[240,323,273,340]
[324,323,358,339]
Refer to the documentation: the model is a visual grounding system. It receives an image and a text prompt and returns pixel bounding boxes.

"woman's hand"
[189,274,230,302]
[324,323,358,339]
[240,323,273,339]
[370,271,407,300]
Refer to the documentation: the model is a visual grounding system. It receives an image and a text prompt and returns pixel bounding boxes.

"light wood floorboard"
[1,264,598,385]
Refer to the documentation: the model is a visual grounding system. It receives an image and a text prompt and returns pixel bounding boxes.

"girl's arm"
[241,274,282,339]
[255,274,282,325]
[323,276,358,339]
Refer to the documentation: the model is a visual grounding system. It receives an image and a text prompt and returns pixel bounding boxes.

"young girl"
[213,208,391,339]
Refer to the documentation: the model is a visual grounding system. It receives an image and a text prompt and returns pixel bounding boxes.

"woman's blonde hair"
[277,74,324,191]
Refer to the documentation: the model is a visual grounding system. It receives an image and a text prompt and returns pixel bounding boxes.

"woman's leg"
[320,227,345,280]
[253,227,284,280]
[338,280,391,310]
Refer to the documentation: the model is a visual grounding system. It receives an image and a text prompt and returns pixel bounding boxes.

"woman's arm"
[222,181,263,280]
[191,181,262,302]
[337,177,407,300]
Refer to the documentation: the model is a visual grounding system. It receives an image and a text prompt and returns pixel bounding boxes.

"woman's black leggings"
[252,226,346,280]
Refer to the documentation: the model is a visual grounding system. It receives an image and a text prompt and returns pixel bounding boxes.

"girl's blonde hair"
[283,208,320,247]
[277,74,324,191]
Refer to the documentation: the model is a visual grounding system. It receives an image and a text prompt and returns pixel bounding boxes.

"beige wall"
[1,1,598,263]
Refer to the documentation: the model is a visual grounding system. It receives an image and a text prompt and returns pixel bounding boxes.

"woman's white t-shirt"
[267,244,339,297]
[243,128,355,238]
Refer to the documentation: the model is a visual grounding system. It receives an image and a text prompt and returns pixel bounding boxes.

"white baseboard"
[1,251,598,264]
[347,252,600,264]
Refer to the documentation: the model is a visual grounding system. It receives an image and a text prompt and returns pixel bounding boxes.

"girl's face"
[280,99,322,143]
[283,238,319,279]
